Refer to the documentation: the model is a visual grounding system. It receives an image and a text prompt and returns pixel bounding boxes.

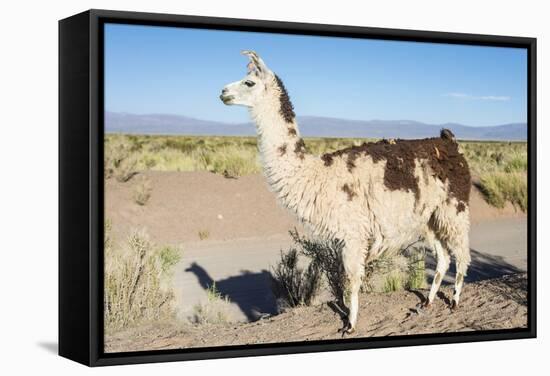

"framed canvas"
[59,9,537,366]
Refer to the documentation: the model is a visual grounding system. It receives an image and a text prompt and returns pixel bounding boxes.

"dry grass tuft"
[461,141,527,211]
[105,135,139,182]
[198,230,210,241]
[104,223,182,333]
[132,175,152,205]
[479,172,527,211]
[192,283,233,324]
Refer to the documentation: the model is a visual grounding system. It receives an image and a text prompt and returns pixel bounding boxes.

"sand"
[105,171,525,244]
[105,273,528,353]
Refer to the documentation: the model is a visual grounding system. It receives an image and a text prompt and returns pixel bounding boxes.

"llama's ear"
[242,50,270,76]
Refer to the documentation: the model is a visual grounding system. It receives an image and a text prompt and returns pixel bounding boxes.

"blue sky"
[104,23,527,127]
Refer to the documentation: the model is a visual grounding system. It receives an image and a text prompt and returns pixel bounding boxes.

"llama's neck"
[249,101,313,208]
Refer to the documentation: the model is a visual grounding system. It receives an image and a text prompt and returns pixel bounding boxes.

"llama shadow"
[425,248,523,283]
[185,262,279,321]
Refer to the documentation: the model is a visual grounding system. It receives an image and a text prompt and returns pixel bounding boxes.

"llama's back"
[322,129,470,204]
[316,130,471,255]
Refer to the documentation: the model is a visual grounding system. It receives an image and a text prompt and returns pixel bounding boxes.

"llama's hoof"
[413,301,431,314]
[450,300,459,312]
[338,323,355,337]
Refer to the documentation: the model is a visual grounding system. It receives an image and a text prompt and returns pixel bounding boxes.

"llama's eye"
[243,80,256,87]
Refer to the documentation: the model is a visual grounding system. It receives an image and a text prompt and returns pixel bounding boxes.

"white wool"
[222,52,471,331]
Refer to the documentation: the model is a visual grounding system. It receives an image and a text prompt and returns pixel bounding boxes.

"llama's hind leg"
[451,259,468,310]
[422,232,451,308]
[431,204,471,310]
[340,243,365,334]
[449,234,470,310]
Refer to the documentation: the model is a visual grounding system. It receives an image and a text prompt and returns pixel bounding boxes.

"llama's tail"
[440,128,456,142]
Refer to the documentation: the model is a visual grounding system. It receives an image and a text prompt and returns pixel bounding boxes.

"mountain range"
[105,111,527,141]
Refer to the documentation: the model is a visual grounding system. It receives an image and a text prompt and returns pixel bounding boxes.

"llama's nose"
[221,88,228,95]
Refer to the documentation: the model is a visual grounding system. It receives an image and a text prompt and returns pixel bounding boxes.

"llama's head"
[220,51,295,124]
[220,50,275,107]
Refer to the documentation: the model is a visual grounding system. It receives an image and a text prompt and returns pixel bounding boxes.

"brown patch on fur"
[440,128,456,142]
[346,150,360,172]
[277,144,287,156]
[294,138,307,160]
[274,74,295,123]
[321,149,359,172]
[341,184,357,201]
[321,129,471,204]
[456,202,466,213]
[288,127,297,136]
[321,154,334,166]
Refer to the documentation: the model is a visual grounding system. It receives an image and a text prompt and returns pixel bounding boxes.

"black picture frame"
[59,9,537,367]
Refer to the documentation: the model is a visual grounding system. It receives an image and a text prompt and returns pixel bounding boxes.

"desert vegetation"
[272,230,428,310]
[104,220,182,333]
[132,175,152,205]
[191,283,233,324]
[460,142,527,211]
[105,134,527,211]
[272,248,323,308]
[198,230,210,241]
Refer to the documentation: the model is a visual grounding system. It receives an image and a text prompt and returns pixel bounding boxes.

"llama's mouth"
[219,94,234,105]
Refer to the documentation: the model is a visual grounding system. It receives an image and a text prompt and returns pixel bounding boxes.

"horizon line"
[105,110,527,129]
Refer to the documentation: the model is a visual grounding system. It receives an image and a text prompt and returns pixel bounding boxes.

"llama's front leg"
[343,275,362,334]
[340,245,365,334]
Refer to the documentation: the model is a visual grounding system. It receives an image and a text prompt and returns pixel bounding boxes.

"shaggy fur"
[221,51,472,333]
[321,133,471,205]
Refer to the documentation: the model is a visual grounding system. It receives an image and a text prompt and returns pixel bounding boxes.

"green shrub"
[280,231,428,302]
[405,248,427,290]
[272,248,322,308]
[158,245,182,274]
[362,254,409,293]
[383,273,404,293]
[288,230,346,304]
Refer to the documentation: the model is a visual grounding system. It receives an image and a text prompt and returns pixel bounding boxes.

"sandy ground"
[105,171,525,244]
[104,171,528,352]
[105,273,527,353]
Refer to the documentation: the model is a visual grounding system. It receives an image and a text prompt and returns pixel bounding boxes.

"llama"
[220,51,472,334]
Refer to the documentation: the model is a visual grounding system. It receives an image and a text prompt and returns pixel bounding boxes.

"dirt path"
[173,217,527,323]
[105,273,527,353]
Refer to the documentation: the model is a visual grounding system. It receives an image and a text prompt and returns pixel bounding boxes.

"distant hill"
[105,111,527,141]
